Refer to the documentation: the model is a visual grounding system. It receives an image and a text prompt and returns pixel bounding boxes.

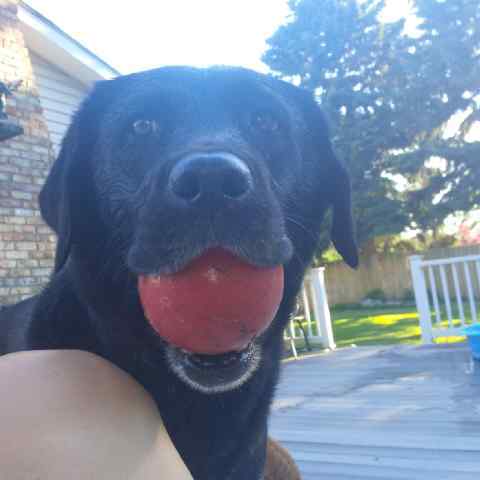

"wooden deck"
[269,344,480,479]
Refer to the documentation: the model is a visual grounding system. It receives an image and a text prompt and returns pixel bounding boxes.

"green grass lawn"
[331,305,422,347]
[331,304,472,348]
[284,302,476,358]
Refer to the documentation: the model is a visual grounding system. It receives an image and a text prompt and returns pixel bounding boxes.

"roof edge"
[19,2,120,82]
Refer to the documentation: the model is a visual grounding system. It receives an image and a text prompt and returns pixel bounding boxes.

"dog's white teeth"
[149,275,162,283]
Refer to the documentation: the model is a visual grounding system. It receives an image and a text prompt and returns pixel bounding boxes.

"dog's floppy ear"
[39,125,76,272]
[327,155,359,268]
[39,80,113,272]
[315,111,358,269]
[277,80,359,268]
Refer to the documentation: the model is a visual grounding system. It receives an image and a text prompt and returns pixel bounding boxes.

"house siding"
[29,51,87,153]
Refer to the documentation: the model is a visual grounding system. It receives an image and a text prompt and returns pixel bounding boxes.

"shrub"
[364,288,386,302]
[402,288,415,302]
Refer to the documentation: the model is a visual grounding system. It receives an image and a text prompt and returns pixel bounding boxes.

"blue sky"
[26,0,411,74]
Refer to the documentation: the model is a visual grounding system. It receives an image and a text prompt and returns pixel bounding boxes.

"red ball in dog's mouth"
[138,248,284,355]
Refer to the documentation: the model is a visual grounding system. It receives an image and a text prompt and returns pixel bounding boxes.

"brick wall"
[0,0,55,304]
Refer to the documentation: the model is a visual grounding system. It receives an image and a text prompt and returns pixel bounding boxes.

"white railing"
[410,254,480,343]
[284,267,336,353]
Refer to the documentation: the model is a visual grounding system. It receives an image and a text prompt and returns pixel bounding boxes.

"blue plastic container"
[464,324,480,360]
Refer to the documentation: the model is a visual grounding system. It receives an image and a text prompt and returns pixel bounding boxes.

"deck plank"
[269,344,480,479]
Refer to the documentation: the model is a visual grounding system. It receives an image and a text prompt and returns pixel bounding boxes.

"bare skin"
[0,350,193,480]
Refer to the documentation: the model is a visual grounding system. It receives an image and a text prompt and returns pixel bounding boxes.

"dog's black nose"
[168,152,253,203]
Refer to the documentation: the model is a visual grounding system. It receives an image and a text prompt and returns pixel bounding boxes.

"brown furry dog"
[264,438,301,480]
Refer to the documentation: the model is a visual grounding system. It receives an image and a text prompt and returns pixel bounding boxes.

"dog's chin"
[165,342,262,395]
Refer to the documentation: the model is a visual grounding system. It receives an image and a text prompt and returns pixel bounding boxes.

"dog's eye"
[132,119,159,135]
[250,111,280,133]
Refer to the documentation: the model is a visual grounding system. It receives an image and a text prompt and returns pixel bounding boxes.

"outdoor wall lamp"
[0,80,23,142]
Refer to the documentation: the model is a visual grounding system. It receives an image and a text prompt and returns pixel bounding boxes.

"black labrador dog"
[0,66,357,479]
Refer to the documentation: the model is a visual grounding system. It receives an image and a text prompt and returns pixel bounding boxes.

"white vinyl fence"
[284,267,335,354]
[410,254,480,343]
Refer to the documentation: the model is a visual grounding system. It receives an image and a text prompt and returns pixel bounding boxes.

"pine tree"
[263,0,480,253]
